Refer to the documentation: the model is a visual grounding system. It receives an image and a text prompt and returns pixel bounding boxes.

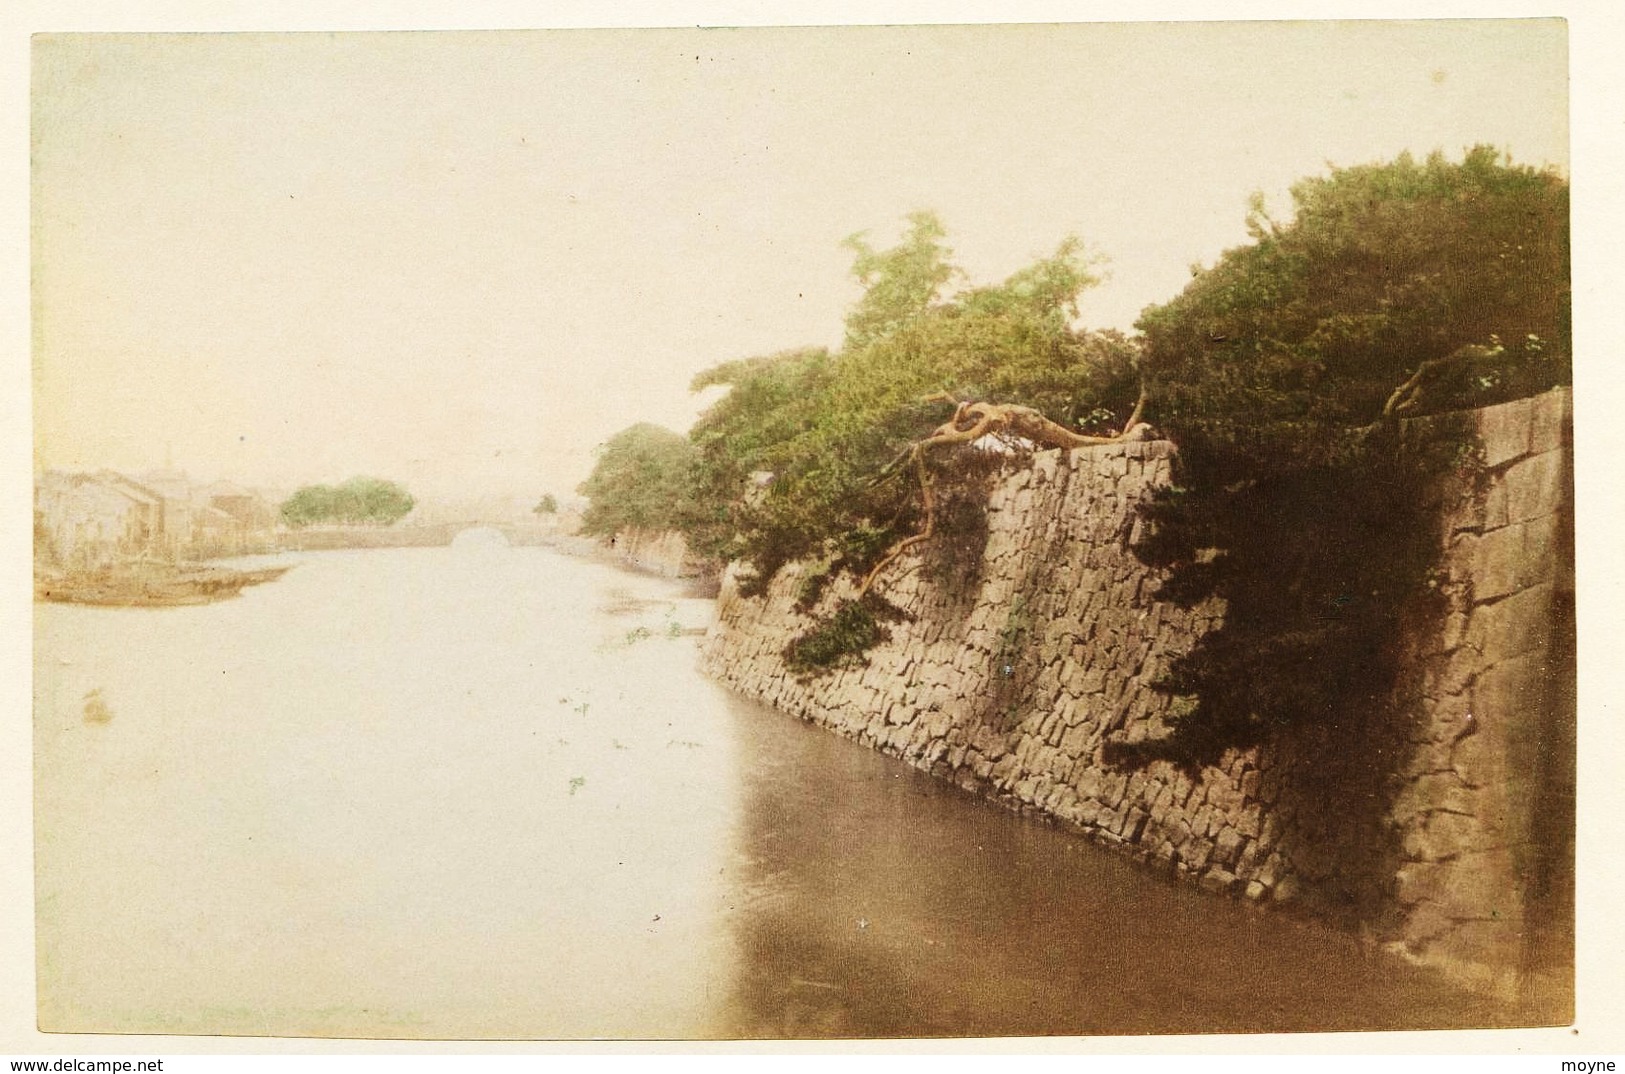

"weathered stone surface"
[1502,450,1566,525]
[1464,584,1555,665]
[1429,849,1524,923]
[1470,524,1524,603]
[1438,611,1470,654]
[1471,649,1553,732]
[1527,389,1570,456]
[1444,918,1524,968]
[1403,809,1499,862]
[1394,861,1443,906]
[1481,479,1509,531]
[1477,395,1533,468]
[1450,725,1502,791]
[1392,771,1477,824]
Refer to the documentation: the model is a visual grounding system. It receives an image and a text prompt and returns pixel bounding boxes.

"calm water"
[34,543,1502,1039]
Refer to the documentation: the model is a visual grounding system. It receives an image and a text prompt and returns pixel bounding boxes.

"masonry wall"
[607,528,696,578]
[701,387,1573,1007]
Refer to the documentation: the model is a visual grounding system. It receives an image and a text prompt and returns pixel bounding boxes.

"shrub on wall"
[1122,146,1569,766]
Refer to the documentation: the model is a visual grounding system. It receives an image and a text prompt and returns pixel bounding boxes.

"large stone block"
[1429,847,1524,920]
[1527,387,1571,456]
[1401,809,1498,862]
[1183,837,1215,872]
[1469,476,1505,534]
[1450,725,1506,791]
[1465,584,1555,667]
[1468,523,1524,603]
[1469,648,1554,739]
[1235,838,1262,879]
[1502,449,1566,525]
[1391,770,1478,824]
[1402,900,1456,947]
[1477,395,1534,469]
[1518,515,1562,590]
[1255,851,1286,889]
[1059,722,1092,757]
[1393,860,1444,906]
[1437,610,1470,654]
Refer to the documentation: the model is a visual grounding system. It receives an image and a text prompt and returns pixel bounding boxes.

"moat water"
[34,544,1504,1039]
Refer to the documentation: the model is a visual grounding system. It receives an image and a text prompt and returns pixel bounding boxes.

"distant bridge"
[279,520,571,551]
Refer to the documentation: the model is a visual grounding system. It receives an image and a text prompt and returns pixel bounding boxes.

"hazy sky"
[32,21,1568,502]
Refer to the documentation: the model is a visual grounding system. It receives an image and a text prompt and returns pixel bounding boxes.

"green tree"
[1139,145,1569,441]
[685,346,835,563]
[684,212,1142,629]
[533,494,558,515]
[279,477,415,527]
[1122,146,1569,766]
[576,423,698,537]
[279,484,337,528]
[840,210,959,350]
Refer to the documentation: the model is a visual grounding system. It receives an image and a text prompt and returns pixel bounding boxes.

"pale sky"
[31,21,1569,502]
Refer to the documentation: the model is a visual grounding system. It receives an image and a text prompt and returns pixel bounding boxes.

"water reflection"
[34,547,1503,1040]
[711,700,1505,1036]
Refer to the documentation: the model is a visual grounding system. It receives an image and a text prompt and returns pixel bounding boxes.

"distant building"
[136,469,198,556]
[35,471,164,566]
[200,481,275,530]
[192,481,275,555]
[192,504,244,553]
[35,469,278,565]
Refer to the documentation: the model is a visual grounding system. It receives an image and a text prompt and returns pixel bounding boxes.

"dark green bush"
[1118,146,1568,768]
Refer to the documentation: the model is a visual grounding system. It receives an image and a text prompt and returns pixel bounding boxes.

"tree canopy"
[684,211,1141,599]
[1122,146,1570,765]
[279,477,415,528]
[1139,145,1569,445]
[575,423,698,538]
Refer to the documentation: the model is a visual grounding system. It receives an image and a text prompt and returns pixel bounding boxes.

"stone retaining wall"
[701,387,1573,1007]
[607,528,696,578]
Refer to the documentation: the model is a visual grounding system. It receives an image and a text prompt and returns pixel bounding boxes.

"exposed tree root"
[858,450,937,597]
[1383,357,1450,418]
[855,388,1151,599]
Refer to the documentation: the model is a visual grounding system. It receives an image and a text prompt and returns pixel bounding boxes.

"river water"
[34,543,1503,1039]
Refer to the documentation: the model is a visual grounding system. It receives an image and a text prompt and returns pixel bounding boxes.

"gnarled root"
[916,387,1149,452]
[855,388,1150,599]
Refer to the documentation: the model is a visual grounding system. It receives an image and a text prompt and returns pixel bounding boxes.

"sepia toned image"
[30,20,1574,1041]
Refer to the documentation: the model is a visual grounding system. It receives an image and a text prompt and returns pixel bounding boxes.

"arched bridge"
[279,519,565,551]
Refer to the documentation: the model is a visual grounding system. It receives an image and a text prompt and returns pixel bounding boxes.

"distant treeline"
[279,477,416,528]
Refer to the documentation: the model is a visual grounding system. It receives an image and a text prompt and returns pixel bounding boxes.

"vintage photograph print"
[31,21,1572,1039]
